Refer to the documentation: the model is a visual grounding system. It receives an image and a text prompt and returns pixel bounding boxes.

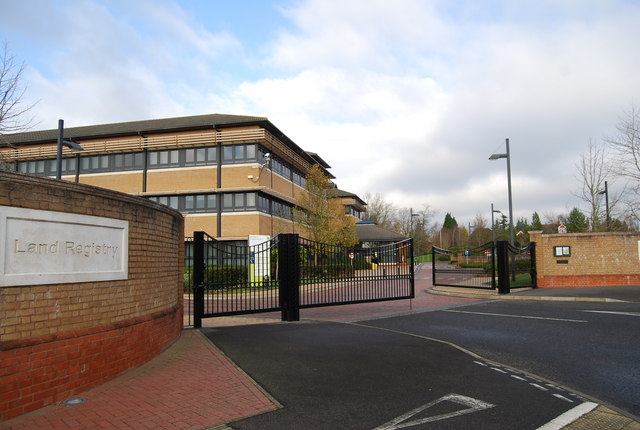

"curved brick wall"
[0,171,184,419]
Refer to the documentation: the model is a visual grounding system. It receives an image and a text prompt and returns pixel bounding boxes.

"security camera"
[264,152,271,159]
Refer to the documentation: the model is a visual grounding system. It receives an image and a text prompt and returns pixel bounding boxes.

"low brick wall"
[0,172,184,419]
[529,230,640,288]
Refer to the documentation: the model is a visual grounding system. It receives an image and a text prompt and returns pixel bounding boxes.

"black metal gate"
[432,242,496,290]
[432,240,536,294]
[189,232,414,327]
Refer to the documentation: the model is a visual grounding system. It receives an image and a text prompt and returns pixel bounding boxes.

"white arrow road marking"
[445,309,587,322]
[372,394,495,430]
[581,310,640,317]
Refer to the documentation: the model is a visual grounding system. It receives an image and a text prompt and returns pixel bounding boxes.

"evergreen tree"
[531,212,542,230]
[565,207,589,232]
[443,213,458,229]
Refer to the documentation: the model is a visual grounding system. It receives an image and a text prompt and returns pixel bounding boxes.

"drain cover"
[63,397,86,406]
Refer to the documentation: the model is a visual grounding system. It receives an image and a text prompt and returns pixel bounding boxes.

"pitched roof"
[2,113,268,145]
[356,221,406,242]
[327,188,367,207]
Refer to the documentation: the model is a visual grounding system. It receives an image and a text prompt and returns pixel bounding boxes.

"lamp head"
[489,153,507,160]
[62,140,83,151]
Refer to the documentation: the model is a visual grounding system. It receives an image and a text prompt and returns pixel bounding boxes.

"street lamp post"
[491,203,502,246]
[56,119,83,180]
[409,208,420,237]
[489,138,515,280]
[598,180,610,232]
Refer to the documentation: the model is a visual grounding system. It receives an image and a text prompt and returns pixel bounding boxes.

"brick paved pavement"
[0,330,278,430]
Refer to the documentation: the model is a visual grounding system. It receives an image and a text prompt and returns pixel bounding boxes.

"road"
[203,315,597,428]
[362,299,640,419]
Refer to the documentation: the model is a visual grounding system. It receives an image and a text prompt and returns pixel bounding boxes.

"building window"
[148,191,288,216]
[222,144,258,164]
[18,157,78,177]
[149,149,180,168]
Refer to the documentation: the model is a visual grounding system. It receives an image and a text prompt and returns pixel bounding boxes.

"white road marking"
[511,375,527,381]
[444,309,587,323]
[552,394,575,403]
[536,401,598,430]
[530,383,549,391]
[581,310,640,317]
[491,367,508,374]
[373,394,495,429]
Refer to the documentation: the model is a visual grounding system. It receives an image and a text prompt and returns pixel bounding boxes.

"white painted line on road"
[553,394,575,403]
[373,393,495,429]
[491,367,508,374]
[473,360,488,366]
[530,383,549,391]
[581,310,640,317]
[510,375,526,381]
[444,309,588,323]
[536,401,598,430]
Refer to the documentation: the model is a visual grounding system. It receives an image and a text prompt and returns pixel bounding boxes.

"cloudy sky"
[2,0,639,227]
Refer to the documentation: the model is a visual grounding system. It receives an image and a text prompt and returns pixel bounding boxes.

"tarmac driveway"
[203,320,585,429]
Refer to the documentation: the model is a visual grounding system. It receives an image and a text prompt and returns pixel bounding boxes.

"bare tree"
[572,139,619,231]
[605,104,640,222]
[362,192,397,228]
[0,42,36,134]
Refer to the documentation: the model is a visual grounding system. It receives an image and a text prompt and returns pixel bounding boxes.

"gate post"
[278,234,300,321]
[496,240,510,294]
[193,231,205,328]
[529,242,537,289]
[431,246,436,287]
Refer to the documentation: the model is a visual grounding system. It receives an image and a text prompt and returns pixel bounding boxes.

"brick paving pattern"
[0,330,278,430]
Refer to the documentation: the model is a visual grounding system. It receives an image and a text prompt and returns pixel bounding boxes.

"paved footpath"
[0,330,278,430]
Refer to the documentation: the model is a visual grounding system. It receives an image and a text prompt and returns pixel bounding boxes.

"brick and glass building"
[0,114,366,243]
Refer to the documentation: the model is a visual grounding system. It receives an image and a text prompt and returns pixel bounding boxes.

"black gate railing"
[191,232,414,327]
[432,241,536,294]
[432,242,495,290]
[298,237,415,309]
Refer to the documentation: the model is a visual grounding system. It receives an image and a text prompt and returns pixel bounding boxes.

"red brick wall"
[0,172,184,419]
[530,230,640,288]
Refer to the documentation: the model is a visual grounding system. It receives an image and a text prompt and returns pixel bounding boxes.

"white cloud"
[5,0,640,227]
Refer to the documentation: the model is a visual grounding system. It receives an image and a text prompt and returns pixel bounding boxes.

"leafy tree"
[565,207,589,232]
[295,164,358,247]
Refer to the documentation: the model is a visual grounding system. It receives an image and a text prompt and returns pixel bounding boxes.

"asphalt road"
[362,300,640,420]
[204,318,590,429]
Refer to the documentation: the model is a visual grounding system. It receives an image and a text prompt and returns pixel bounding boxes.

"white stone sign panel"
[1,206,129,287]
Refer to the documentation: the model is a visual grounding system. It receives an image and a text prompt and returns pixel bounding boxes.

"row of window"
[16,143,307,187]
[147,192,294,219]
[346,205,364,219]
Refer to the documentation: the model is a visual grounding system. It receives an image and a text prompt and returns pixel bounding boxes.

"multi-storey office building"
[0,114,365,244]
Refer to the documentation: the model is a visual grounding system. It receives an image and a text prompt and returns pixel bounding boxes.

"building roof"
[327,188,367,207]
[1,113,330,174]
[355,221,406,242]
[1,113,267,145]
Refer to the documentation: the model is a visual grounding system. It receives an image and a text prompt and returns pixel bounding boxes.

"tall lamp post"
[56,119,83,180]
[489,138,515,280]
[491,203,502,246]
[598,180,610,232]
[409,208,420,237]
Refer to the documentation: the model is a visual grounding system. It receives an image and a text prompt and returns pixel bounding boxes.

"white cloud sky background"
[2,0,640,227]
